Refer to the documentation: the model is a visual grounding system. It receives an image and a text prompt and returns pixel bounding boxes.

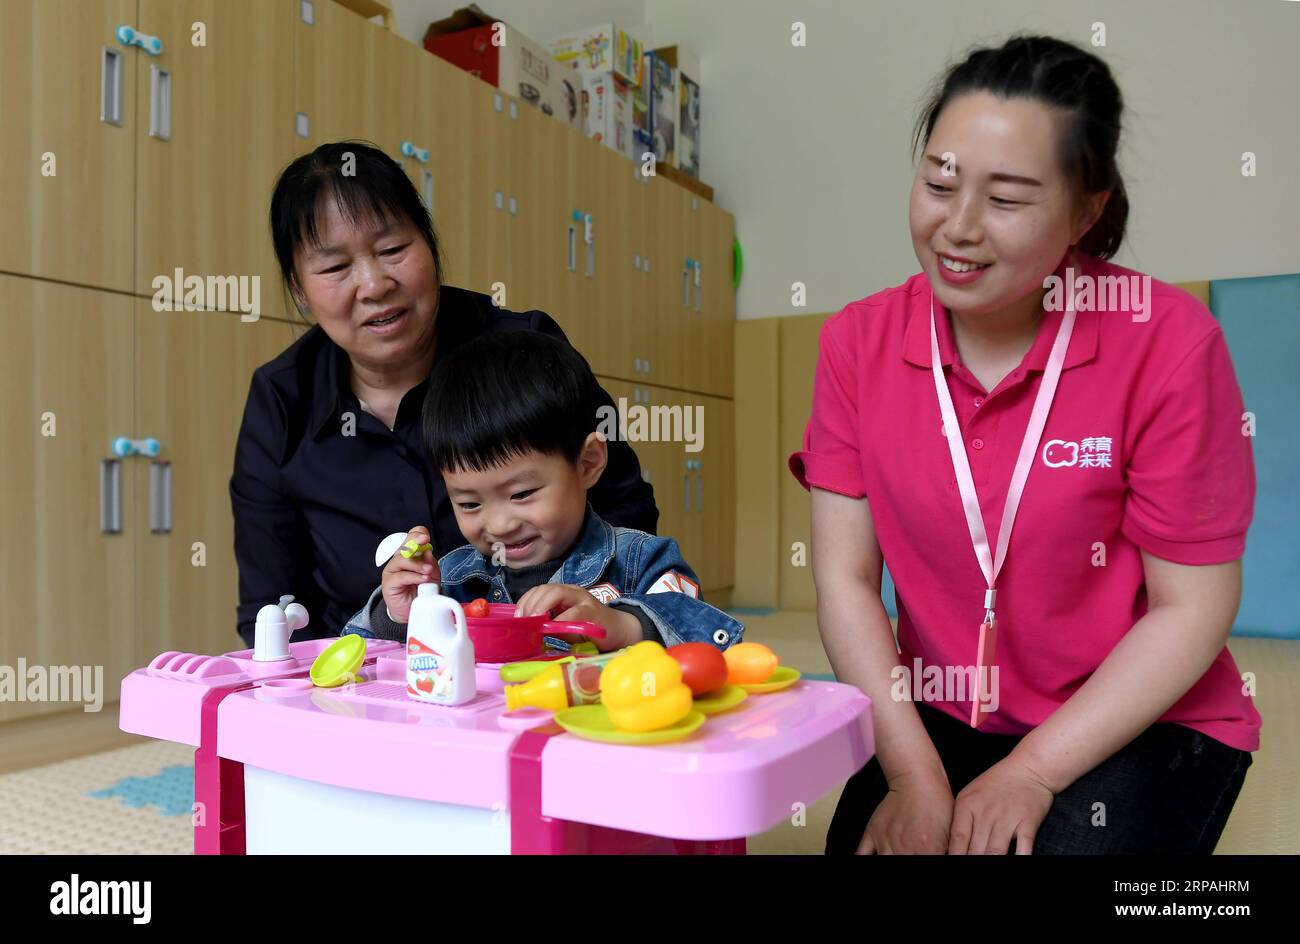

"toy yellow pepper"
[599,641,693,732]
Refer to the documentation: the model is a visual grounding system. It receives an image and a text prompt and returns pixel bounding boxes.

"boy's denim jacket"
[343,507,744,650]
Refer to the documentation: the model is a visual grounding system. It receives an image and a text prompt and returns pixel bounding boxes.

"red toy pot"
[466,602,606,663]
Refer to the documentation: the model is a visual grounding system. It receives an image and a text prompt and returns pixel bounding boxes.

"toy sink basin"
[465,603,605,663]
[221,637,400,678]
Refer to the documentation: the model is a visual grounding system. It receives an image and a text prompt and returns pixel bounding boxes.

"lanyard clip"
[983,588,997,625]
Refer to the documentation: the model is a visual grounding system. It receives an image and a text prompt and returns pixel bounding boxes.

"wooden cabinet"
[0,0,296,311]
[511,100,573,331]
[589,145,646,380]
[135,307,302,660]
[0,0,137,292]
[0,276,136,721]
[134,0,297,314]
[0,274,302,720]
[294,0,385,148]
[409,53,476,290]
[463,79,515,302]
[697,199,736,398]
[594,378,734,595]
[695,391,735,592]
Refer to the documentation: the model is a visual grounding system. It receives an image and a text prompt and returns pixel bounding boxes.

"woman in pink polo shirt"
[791,35,1259,854]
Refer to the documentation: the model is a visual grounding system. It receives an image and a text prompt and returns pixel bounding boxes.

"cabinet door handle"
[682,262,690,308]
[420,169,434,214]
[694,260,703,313]
[148,65,171,141]
[116,24,162,56]
[100,459,122,534]
[400,140,429,164]
[100,47,123,125]
[585,214,595,278]
[149,460,172,534]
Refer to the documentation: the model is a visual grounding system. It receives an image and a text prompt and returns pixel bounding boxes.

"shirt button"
[492,589,503,599]
[973,396,985,408]
[972,438,985,450]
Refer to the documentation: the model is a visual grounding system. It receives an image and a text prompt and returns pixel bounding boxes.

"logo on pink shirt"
[1043,436,1114,469]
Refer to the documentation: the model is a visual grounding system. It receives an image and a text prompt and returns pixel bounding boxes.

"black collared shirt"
[229,285,658,646]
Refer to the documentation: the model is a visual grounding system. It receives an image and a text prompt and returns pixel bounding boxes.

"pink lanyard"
[929,280,1076,724]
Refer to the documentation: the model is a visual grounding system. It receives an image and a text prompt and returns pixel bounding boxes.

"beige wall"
[641,0,1297,319]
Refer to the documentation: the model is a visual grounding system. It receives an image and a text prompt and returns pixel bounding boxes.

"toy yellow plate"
[554,704,706,744]
[692,684,748,715]
[737,666,801,694]
[310,635,366,688]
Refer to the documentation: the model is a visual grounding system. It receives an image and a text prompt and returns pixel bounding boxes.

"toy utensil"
[310,635,367,688]
[375,531,412,567]
[400,540,434,559]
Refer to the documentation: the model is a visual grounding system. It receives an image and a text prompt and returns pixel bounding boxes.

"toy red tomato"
[666,643,728,696]
[465,598,490,618]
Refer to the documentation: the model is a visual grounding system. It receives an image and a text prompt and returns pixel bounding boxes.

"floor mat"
[0,740,194,854]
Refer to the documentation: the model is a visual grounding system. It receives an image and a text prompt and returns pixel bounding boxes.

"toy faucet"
[254,594,309,662]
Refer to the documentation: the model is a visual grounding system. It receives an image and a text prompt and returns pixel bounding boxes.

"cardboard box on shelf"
[424,5,580,130]
[632,66,652,164]
[644,50,676,170]
[582,71,634,160]
[654,45,701,178]
[550,23,646,87]
[555,61,585,131]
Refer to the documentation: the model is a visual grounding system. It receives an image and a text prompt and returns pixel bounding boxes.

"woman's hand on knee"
[859,768,954,854]
[947,756,1055,855]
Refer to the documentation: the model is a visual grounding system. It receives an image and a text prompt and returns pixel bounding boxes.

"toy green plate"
[554,704,706,744]
[310,635,366,688]
[692,684,748,715]
[737,666,801,694]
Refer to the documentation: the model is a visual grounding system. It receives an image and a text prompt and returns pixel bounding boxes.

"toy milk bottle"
[406,583,475,705]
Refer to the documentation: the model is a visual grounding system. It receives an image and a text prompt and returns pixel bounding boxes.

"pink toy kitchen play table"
[119,638,873,854]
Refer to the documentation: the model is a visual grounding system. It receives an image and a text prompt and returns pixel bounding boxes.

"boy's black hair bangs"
[423,332,601,473]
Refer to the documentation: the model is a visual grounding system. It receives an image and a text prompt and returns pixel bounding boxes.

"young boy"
[343,330,743,651]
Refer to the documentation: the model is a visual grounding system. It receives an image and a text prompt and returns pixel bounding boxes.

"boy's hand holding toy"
[381,526,441,623]
[514,583,642,652]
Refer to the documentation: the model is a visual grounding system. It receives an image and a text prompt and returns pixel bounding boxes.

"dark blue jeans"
[827,702,1253,854]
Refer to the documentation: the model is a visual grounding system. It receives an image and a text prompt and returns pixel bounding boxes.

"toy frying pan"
[469,603,605,663]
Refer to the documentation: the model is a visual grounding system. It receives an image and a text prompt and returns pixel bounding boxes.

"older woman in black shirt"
[230,142,657,646]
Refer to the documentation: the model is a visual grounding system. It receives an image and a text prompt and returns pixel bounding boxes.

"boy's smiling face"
[443,434,608,569]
